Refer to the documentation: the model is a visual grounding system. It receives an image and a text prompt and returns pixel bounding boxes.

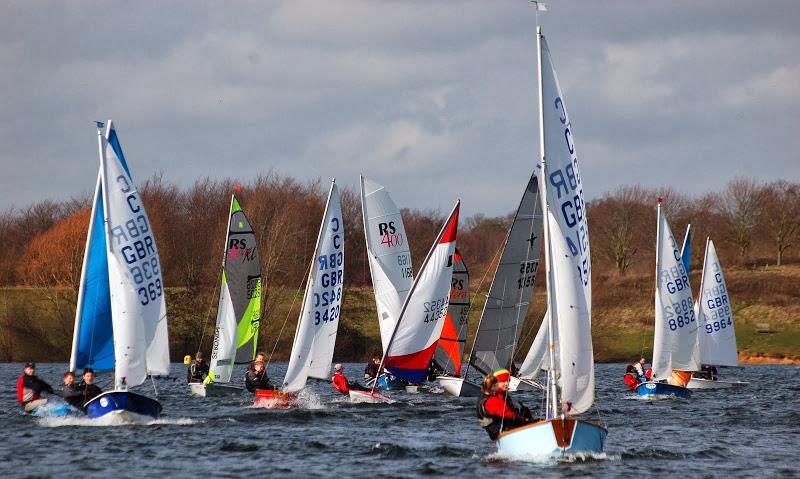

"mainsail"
[468,174,543,376]
[539,31,594,416]
[697,239,738,366]
[652,199,700,379]
[283,180,345,392]
[98,121,170,389]
[433,248,470,376]
[208,195,262,383]
[360,176,414,353]
[382,202,460,383]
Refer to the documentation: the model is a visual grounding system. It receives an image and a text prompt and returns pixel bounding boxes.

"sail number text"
[423,296,449,323]
[111,174,163,306]
[312,214,344,326]
[517,260,539,289]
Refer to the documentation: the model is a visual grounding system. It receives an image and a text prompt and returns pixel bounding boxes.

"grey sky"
[1,1,798,218]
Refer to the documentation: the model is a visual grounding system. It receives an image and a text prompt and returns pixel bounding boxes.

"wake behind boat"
[68,121,170,421]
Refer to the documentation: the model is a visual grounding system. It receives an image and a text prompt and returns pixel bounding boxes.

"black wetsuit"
[62,383,85,409]
[364,363,379,381]
[77,382,103,409]
[187,361,209,383]
[245,370,274,392]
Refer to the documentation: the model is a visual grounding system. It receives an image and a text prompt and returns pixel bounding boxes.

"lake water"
[2,362,798,478]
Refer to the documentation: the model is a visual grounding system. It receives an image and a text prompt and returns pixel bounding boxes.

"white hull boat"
[687,378,748,390]
[348,390,394,404]
[189,382,245,397]
[436,376,481,397]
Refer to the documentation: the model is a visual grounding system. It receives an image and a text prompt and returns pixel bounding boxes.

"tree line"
[2,173,799,293]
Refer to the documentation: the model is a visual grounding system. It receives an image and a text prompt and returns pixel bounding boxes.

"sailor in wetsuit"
[364,356,381,383]
[62,371,84,409]
[187,351,210,383]
[245,360,275,392]
[77,368,103,409]
[476,369,533,440]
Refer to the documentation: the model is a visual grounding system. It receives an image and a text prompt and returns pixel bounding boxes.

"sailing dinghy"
[688,238,748,389]
[635,198,699,399]
[254,180,344,407]
[358,201,460,403]
[437,174,544,397]
[429,249,470,383]
[70,121,169,421]
[360,176,414,391]
[191,194,262,397]
[494,26,606,457]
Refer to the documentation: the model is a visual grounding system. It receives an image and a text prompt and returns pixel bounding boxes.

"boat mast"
[536,25,558,420]
[653,197,664,378]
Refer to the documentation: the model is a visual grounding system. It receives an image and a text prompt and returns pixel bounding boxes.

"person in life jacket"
[77,368,103,409]
[331,363,369,395]
[624,358,652,390]
[16,363,54,413]
[364,356,381,383]
[245,360,275,392]
[476,369,533,440]
[62,371,84,409]
[187,351,210,383]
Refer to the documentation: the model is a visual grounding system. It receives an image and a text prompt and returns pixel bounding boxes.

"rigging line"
[197,266,223,354]
[266,278,307,368]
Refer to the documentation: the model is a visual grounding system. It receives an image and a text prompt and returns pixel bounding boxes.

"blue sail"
[680,224,692,275]
[74,179,114,372]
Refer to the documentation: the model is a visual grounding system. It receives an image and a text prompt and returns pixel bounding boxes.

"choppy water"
[2,363,798,478]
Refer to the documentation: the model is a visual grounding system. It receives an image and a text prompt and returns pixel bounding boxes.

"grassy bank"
[2,264,798,364]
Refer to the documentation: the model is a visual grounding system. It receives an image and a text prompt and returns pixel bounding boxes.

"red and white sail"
[382,201,460,383]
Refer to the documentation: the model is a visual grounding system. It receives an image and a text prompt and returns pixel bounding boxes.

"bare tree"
[717,178,764,261]
[589,185,651,275]
[761,180,800,265]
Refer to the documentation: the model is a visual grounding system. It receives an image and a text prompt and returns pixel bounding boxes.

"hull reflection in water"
[496,418,607,457]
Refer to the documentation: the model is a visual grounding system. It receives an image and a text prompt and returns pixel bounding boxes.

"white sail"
[383,202,459,383]
[468,174,543,376]
[697,239,738,366]
[538,34,594,415]
[100,121,169,388]
[284,181,345,392]
[518,309,550,377]
[360,176,414,353]
[208,278,238,383]
[652,201,700,379]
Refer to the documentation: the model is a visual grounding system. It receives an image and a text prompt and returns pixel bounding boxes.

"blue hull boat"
[636,381,691,399]
[375,374,406,391]
[496,418,607,457]
[84,390,162,421]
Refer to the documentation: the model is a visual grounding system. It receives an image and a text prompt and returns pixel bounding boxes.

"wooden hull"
[496,418,607,457]
[84,390,162,421]
[436,376,481,397]
[635,381,692,399]
[687,378,748,390]
[189,382,245,397]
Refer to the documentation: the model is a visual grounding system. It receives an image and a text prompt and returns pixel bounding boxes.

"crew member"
[364,356,381,382]
[16,363,54,413]
[476,369,532,440]
[245,360,274,392]
[331,363,368,395]
[187,351,209,383]
[62,371,84,409]
[77,368,103,409]
[624,358,652,390]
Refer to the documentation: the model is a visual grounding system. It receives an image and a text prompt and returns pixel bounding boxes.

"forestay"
[433,249,470,376]
[283,181,344,392]
[360,176,414,353]
[100,121,170,389]
[540,34,594,415]
[652,200,700,379]
[469,174,543,376]
[697,239,738,366]
[383,202,460,383]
